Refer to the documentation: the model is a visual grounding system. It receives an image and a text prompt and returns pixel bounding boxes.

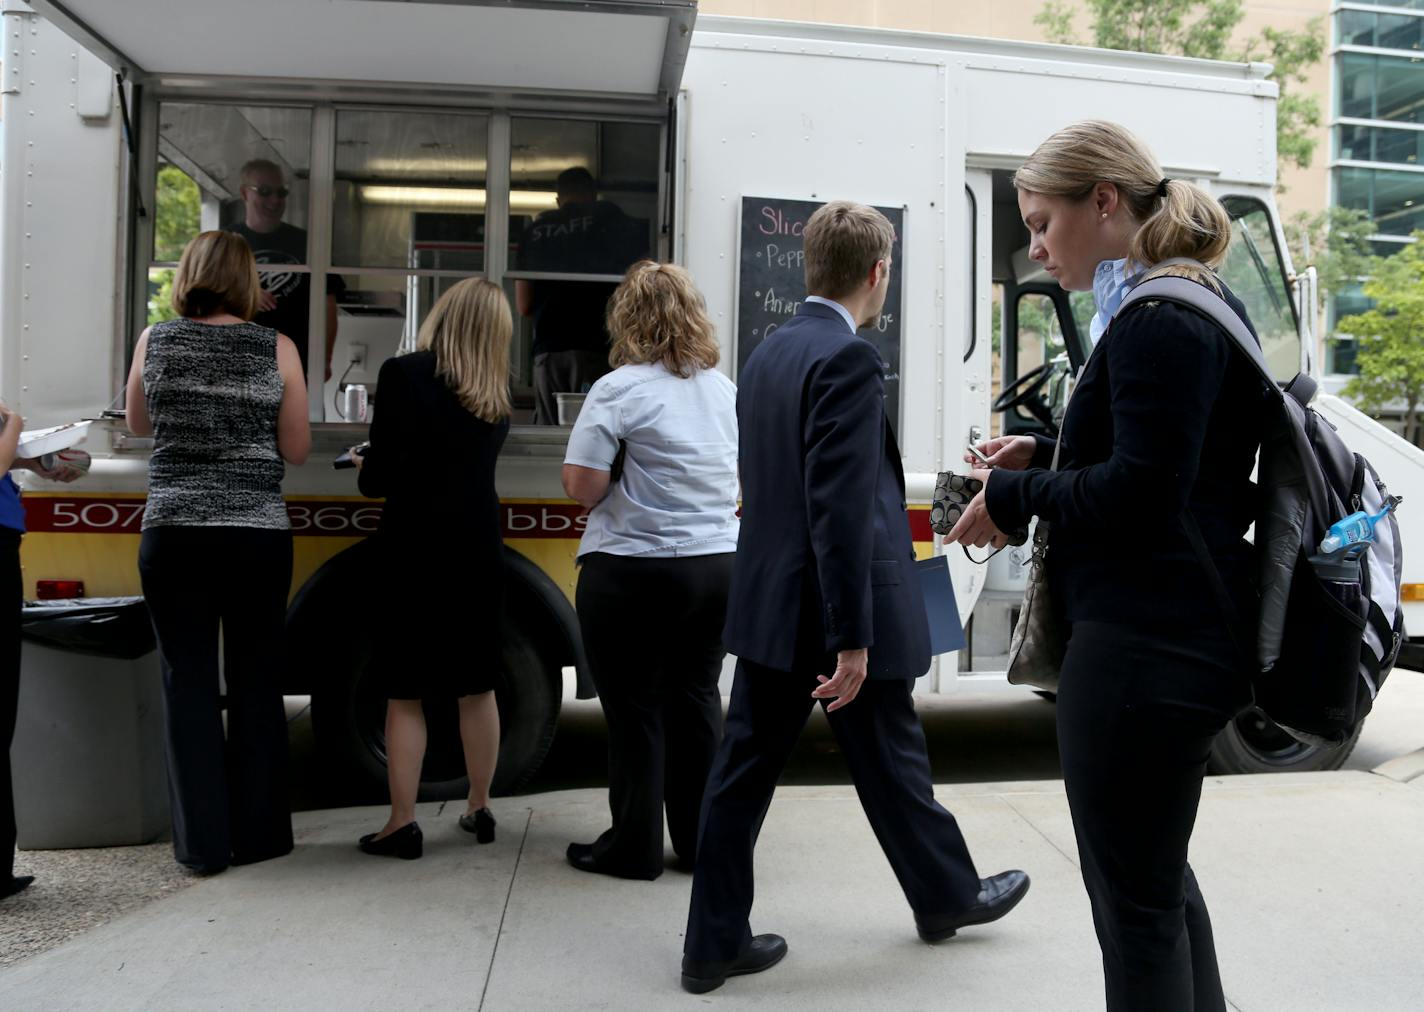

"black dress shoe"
[358,822,423,860]
[916,870,1030,942]
[681,934,788,994]
[565,842,660,881]
[0,874,34,900]
[459,807,496,844]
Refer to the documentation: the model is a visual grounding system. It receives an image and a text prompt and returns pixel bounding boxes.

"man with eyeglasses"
[227,158,345,380]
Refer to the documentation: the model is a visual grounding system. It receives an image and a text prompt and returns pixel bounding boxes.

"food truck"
[5,0,1421,795]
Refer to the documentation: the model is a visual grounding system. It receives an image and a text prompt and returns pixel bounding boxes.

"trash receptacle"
[12,596,170,849]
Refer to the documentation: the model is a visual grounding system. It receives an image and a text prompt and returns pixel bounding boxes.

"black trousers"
[139,526,294,872]
[576,551,731,877]
[684,659,983,962]
[1,529,20,882]
[1057,621,1251,1012]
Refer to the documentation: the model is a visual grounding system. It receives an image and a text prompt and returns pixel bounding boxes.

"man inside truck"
[226,159,346,381]
[515,167,648,424]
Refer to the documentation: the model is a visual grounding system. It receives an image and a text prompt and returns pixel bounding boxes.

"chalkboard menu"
[735,196,905,432]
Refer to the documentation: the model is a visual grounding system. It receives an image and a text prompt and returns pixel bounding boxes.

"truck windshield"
[1218,197,1300,383]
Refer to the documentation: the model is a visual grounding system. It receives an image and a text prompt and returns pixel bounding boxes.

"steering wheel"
[992,362,1060,432]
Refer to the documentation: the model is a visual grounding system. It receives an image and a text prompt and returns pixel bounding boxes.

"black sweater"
[984,280,1273,630]
[358,350,509,554]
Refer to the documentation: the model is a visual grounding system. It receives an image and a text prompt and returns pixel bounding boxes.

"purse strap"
[1045,365,1084,474]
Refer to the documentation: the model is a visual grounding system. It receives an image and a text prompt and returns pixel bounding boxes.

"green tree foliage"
[148,164,201,325]
[1284,206,1376,330]
[1337,234,1424,443]
[1034,1,1325,177]
[1241,21,1326,174]
[154,164,200,263]
[147,269,179,327]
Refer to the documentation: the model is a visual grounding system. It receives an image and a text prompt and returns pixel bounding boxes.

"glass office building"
[1330,0,1424,373]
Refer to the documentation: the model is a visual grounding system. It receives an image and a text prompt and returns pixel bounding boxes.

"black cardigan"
[358,350,509,554]
[984,280,1273,630]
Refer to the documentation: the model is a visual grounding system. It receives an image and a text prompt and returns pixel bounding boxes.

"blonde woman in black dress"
[351,279,511,859]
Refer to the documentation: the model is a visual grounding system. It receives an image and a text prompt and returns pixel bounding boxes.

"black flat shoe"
[359,822,423,860]
[681,934,788,994]
[0,875,34,900]
[916,869,1030,942]
[458,807,496,844]
[565,842,660,881]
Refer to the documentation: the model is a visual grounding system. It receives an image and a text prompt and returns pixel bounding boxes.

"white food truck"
[4,1,1420,795]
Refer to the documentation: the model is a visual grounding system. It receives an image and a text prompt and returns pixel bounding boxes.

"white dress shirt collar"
[804,295,857,334]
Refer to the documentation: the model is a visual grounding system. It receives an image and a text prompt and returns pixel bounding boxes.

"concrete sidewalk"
[2,768,1421,1011]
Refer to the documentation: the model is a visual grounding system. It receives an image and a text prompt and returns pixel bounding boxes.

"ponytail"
[1015,120,1231,290]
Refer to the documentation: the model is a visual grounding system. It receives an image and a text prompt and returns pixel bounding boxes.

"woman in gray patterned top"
[125,231,310,875]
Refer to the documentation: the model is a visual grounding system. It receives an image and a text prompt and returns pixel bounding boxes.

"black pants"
[684,659,982,962]
[1,529,20,882]
[139,526,294,872]
[1057,621,1251,1012]
[576,551,731,878]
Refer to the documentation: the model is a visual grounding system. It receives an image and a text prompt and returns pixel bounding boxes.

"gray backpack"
[1118,272,1404,747]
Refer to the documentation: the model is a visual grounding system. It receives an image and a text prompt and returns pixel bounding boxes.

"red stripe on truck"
[23,498,933,542]
[21,497,592,539]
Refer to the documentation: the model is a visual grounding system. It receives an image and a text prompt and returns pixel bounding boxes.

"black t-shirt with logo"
[517,201,648,356]
[227,221,346,376]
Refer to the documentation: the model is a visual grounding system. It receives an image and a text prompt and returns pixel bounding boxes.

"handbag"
[1003,368,1082,692]
[1005,517,1065,691]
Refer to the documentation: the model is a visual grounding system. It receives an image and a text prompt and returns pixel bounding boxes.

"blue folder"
[916,556,966,655]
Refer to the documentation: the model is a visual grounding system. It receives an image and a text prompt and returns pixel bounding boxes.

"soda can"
[344,383,369,423]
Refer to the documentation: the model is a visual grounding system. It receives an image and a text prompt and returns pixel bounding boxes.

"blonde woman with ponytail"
[945,121,1267,1011]
[348,278,513,859]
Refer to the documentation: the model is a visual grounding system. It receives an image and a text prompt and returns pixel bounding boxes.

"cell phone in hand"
[966,444,993,467]
[333,444,369,470]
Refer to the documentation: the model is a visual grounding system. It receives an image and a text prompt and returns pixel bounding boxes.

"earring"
[1100,212,1108,219]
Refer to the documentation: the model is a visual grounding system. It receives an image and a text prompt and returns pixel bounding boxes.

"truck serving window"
[503,117,662,422]
[150,103,313,332]
[329,109,492,421]
[1219,196,1300,383]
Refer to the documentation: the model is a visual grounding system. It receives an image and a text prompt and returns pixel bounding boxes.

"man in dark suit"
[680,201,1030,994]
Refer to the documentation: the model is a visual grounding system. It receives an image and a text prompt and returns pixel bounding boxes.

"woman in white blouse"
[562,261,739,880]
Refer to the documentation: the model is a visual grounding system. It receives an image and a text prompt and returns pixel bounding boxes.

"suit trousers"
[1,529,20,882]
[1057,620,1251,1012]
[138,526,294,872]
[576,551,731,877]
[684,659,982,962]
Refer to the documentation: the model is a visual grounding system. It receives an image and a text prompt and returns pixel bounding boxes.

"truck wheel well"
[284,540,591,698]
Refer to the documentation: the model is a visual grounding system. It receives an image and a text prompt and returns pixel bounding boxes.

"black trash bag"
[20,596,156,660]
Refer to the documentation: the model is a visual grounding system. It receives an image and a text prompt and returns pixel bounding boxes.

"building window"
[1336,165,1424,235]
[1337,8,1424,50]
[1336,122,1424,166]
[1341,0,1424,12]
[1338,52,1424,123]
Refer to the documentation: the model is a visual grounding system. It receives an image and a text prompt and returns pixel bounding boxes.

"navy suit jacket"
[723,301,931,679]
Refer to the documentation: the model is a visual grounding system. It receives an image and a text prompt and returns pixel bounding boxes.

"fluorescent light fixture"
[358,185,558,212]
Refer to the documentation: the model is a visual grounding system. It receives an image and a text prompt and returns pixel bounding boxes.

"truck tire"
[291,541,567,802]
[311,617,560,801]
[1207,707,1363,775]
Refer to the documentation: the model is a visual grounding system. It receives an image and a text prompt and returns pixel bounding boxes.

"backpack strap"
[1116,268,1308,405]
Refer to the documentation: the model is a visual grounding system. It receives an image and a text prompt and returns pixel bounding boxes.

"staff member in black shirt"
[946,120,1267,1011]
[515,167,648,424]
[227,159,345,380]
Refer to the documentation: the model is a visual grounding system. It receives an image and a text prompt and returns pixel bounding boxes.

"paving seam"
[997,794,1080,869]
[477,807,533,1011]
